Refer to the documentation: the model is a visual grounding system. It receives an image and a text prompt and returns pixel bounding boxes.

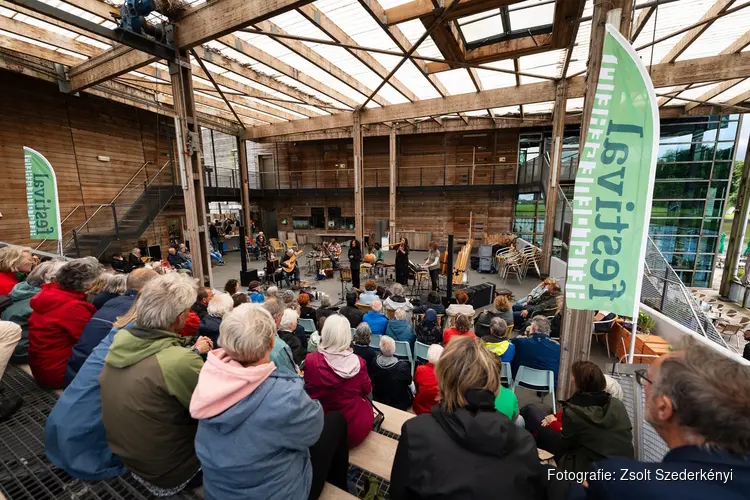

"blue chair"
[512,366,556,413]
[414,341,430,363]
[394,341,414,375]
[501,362,513,388]
[370,334,382,350]
[299,318,316,334]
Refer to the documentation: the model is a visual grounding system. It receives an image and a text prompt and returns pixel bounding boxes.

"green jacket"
[525,293,559,317]
[557,391,635,474]
[99,325,204,489]
[1,281,40,363]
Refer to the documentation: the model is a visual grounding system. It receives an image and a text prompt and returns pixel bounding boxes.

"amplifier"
[240,269,259,287]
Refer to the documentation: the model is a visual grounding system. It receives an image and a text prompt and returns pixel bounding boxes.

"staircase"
[36,161,179,259]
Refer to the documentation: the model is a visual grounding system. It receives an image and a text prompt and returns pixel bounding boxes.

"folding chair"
[501,361,513,388]
[592,315,618,358]
[414,341,430,363]
[351,328,357,338]
[299,318,317,334]
[394,340,414,375]
[356,303,371,314]
[370,334,382,350]
[512,366,556,413]
[286,239,298,252]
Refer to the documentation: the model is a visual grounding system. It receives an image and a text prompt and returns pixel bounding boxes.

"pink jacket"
[304,351,373,448]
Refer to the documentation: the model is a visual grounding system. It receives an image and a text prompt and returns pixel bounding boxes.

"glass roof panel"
[509,3,555,31]
[0,6,15,17]
[716,78,750,101]
[677,7,750,60]
[491,106,521,116]
[436,69,480,95]
[461,14,504,44]
[394,59,442,99]
[458,9,501,26]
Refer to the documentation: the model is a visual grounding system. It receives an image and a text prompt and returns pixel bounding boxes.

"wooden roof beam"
[0,0,112,45]
[384,0,523,26]
[244,50,750,138]
[296,4,419,103]
[660,0,735,63]
[68,0,315,92]
[254,19,390,106]
[630,6,655,41]
[551,0,586,49]
[725,87,750,106]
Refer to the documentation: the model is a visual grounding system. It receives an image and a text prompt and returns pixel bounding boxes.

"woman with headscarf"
[304,314,373,448]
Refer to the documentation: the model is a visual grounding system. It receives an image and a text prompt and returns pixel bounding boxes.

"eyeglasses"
[634,369,652,386]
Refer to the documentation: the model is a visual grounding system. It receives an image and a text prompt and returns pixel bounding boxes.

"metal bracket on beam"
[186,131,202,156]
[54,63,71,94]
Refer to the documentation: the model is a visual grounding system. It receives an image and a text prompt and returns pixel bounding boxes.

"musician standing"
[423,240,441,291]
[348,239,362,289]
[282,249,300,284]
[395,237,410,286]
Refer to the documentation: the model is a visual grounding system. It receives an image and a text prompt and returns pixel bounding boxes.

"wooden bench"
[349,431,398,481]
[377,403,414,436]
[320,483,357,499]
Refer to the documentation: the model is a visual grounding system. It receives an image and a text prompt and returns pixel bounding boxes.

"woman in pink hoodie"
[304,314,374,448]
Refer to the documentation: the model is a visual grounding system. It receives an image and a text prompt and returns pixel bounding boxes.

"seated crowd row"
[0,247,748,500]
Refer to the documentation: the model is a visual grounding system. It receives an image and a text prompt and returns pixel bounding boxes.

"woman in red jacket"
[28,258,101,388]
[413,344,444,415]
[0,246,33,295]
[304,314,374,448]
[443,314,477,345]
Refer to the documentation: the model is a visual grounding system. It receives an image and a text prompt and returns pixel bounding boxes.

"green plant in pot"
[638,311,656,335]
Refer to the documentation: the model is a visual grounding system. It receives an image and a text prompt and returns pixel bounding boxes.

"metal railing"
[552,187,572,261]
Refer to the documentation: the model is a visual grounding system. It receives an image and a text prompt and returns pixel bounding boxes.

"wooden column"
[353,110,365,242]
[540,80,568,275]
[720,130,750,297]
[170,52,212,286]
[236,136,253,235]
[558,0,631,399]
[389,126,397,241]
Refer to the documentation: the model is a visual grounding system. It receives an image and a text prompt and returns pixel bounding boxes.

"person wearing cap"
[415,308,442,346]
[247,281,264,304]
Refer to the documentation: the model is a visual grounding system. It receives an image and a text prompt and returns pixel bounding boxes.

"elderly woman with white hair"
[128,247,145,270]
[412,344,444,415]
[304,314,373,448]
[315,293,339,324]
[278,308,306,366]
[383,283,413,313]
[370,336,413,410]
[198,292,234,346]
[190,304,350,500]
[28,257,102,389]
[92,273,128,310]
[385,307,416,348]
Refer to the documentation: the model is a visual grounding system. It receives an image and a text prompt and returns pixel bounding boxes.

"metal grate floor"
[0,365,389,500]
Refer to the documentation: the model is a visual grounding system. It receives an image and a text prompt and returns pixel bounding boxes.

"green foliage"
[728,160,745,210]
[637,311,656,334]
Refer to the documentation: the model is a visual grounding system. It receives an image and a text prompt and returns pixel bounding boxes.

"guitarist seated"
[281,249,303,285]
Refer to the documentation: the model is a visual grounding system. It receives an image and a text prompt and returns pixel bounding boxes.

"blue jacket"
[385,319,416,346]
[271,334,297,374]
[363,311,388,336]
[198,315,222,345]
[249,291,264,303]
[65,291,136,387]
[358,290,379,305]
[567,445,750,500]
[511,334,560,385]
[45,327,125,480]
[195,370,323,500]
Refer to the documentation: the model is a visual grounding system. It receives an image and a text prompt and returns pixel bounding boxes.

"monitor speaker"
[240,269,259,287]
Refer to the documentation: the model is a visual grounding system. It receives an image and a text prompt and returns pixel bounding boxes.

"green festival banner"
[24,147,62,243]
[565,25,659,319]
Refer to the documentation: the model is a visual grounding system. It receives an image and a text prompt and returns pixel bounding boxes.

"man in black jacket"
[370,336,412,411]
[338,291,363,328]
[191,287,212,320]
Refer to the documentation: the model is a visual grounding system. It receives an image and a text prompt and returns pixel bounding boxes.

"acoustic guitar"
[281,250,304,273]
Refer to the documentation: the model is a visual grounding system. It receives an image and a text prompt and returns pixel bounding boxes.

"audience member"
[265,286,278,299]
[389,336,549,500]
[352,323,376,379]
[110,252,128,274]
[99,273,209,495]
[358,280,379,305]
[362,300,388,336]
[315,294,338,323]
[513,282,561,330]
[248,281,264,303]
[262,298,298,375]
[304,315,373,448]
[232,293,249,308]
[474,295,513,336]
[0,246,33,295]
[192,287,213,320]
[128,248,145,270]
[443,313,476,345]
[385,307,416,347]
[514,278,554,311]
[177,244,191,264]
[568,343,750,500]
[190,304,350,500]
[281,289,296,307]
[167,247,191,270]
[224,279,240,296]
[339,291,363,327]
[412,344,443,415]
[28,258,101,389]
[307,316,326,353]
[494,373,520,424]
[198,292,234,346]
[65,268,157,386]
[482,317,515,363]
[2,260,65,364]
[511,316,560,383]
[298,292,316,320]
[0,321,22,420]
[744,330,750,361]
[92,274,127,310]
[525,361,633,473]
[86,273,111,303]
[445,289,474,322]
[413,291,445,315]
[278,308,305,366]
[415,308,442,346]
[383,283,413,313]
[371,336,413,411]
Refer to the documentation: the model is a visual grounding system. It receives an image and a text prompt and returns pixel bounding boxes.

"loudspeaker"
[467,282,495,309]
[240,269,259,287]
